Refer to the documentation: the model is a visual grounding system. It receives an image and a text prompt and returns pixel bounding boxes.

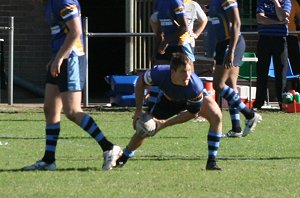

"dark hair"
[170,53,192,71]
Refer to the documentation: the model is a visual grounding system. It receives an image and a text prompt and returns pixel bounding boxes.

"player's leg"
[115,96,182,168]
[199,95,223,170]
[61,56,123,169]
[60,91,122,170]
[213,37,261,137]
[214,68,261,137]
[22,83,62,171]
[223,68,242,137]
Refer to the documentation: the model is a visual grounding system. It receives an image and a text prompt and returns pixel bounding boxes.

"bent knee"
[64,110,77,122]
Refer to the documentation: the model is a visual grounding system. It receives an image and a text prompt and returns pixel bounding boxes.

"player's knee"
[44,106,59,118]
[209,107,222,125]
[64,110,77,122]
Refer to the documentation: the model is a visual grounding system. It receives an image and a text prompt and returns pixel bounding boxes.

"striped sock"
[229,106,241,132]
[80,114,113,151]
[207,131,222,162]
[221,85,254,119]
[42,122,60,163]
[123,147,135,158]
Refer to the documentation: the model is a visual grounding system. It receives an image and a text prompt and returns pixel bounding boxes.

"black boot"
[115,154,129,168]
[206,160,223,171]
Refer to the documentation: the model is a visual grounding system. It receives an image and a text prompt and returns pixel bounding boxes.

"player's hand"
[224,52,234,69]
[280,17,289,24]
[153,117,166,132]
[50,58,63,78]
[132,111,143,130]
[158,40,168,54]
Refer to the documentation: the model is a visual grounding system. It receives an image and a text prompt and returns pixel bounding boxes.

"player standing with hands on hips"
[22,0,122,171]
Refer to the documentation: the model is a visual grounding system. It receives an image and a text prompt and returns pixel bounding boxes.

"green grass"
[1,106,300,197]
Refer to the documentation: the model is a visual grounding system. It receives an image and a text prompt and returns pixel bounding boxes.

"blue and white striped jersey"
[45,0,84,57]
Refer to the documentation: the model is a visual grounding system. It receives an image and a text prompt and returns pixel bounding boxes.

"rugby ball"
[136,113,156,137]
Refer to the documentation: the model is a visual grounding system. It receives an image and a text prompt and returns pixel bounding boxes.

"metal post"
[125,0,134,74]
[249,62,252,108]
[83,17,89,107]
[0,39,3,103]
[8,17,14,105]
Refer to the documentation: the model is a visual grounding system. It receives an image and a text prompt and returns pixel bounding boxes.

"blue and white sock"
[221,85,254,119]
[42,122,60,163]
[207,130,222,162]
[80,114,113,151]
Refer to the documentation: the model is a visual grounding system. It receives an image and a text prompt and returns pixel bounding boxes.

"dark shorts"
[46,56,86,92]
[155,43,195,62]
[147,89,207,119]
[215,35,245,66]
[149,94,187,119]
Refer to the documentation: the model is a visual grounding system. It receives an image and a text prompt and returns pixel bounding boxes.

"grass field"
[1,106,300,197]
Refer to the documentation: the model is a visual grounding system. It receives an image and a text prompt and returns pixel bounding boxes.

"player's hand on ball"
[153,117,166,132]
[135,113,157,137]
[132,111,143,130]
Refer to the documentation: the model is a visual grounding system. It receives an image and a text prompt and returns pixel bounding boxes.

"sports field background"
[0,105,300,197]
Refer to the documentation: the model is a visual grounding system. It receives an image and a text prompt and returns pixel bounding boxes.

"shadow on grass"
[1,156,299,172]
[0,136,189,140]
[0,136,91,140]
[0,119,44,122]
[0,167,100,172]
[133,155,300,161]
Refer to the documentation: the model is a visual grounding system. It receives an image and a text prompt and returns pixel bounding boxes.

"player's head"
[170,53,193,86]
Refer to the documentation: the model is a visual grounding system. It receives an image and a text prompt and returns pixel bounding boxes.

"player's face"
[171,63,192,86]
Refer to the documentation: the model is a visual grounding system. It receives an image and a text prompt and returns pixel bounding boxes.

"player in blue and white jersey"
[152,0,195,64]
[208,0,262,138]
[22,0,122,171]
[114,53,223,171]
[254,0,291,110]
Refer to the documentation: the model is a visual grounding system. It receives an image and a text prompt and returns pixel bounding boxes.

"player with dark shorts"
[209,0,262,138]
[214,36,245,67]
[112,53,224,171]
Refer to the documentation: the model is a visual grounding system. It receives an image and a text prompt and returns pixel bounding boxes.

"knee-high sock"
[80,114,113,151]
[221,85,254,119]
[207,131,222,162]
[229,106,241,132]
[42,122,60,163]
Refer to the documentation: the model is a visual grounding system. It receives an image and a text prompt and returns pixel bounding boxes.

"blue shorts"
[214,35,245,66]
[46,56,86,92]
[155,43,195,62]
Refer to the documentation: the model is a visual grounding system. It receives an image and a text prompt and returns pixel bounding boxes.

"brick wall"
[0,1,50,102]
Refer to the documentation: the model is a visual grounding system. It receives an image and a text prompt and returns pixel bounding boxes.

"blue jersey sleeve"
[142,65,170,86]
[59,0,81,21]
